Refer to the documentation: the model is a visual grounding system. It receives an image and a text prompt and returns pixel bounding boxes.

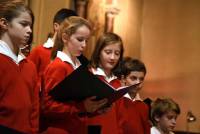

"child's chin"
[168,127,175,131]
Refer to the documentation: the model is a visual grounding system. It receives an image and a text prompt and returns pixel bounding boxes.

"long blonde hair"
[51,16,92,60]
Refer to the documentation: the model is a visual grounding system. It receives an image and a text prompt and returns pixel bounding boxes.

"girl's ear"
[62,33,69,44]
[0,18,8,30]
[53,22,60,32]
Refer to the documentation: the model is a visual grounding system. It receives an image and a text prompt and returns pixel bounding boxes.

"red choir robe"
[28,45,52,80]
[0,53,39,134]
[86,67,121,134]
[41,55,88,134]
[116,95,151,134]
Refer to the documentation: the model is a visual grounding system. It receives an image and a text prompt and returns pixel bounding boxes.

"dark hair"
[0,0,33,35]
[151,98,181,126]
[53,8,78,24]
[90,32,124,72]
[28,11,34,45]
[115,57,146,78]
[0,0,33,22]
[51,16,91,59]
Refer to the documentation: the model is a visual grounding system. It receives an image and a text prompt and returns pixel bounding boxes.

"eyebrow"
[20,20,32,25]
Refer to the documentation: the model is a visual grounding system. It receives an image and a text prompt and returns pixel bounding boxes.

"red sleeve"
[26,60,40,134]
[135,101,151,134]
[41,61,86,119]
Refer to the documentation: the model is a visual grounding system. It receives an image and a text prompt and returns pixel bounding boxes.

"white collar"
[18,50,26,62]
[151,126,161,134]
[124,93,136,101]
[91,67,117,83]
[43,38,54,48]
[151,126,174,134]
[0,40,26,64]
[56,51,81,69]
[124,93,142,101]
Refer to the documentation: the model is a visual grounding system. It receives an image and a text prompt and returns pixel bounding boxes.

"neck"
[62,46,77,65]
[52,32,57,43]
[104,69,111,77]
[99,65,111,77]
[1,34,18,55]
[128,93,136,100]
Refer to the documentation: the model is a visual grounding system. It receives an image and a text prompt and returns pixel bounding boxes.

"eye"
[167,115,176,120]
[20,22,27,26]
[104,50,112,54]
[130,76,137,81]
[20,21,31,27]
[114,51,120,56]
[76,37,86,42]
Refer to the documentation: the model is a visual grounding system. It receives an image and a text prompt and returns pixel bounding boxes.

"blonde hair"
[51,16,91,59]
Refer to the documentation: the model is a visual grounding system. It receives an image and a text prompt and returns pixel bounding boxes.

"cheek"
[67,43,76,53]
[68,39,79,49]
[99,53,105,63]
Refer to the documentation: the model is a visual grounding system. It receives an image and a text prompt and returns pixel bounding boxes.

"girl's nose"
[110,53,116,59]
[82,40,87,48]
[27,26,32,34]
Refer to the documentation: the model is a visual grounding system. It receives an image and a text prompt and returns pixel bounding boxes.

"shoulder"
[24,58,37,68]
[0,54,11,63]
[45,58,74,76]
[0,54,16,73]
[30,45,51,55]
[20,58,37,74]
[50,58,73,70]
[134,100,149,110]
[31,45,44,52]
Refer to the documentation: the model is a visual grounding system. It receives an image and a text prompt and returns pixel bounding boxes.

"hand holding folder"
[49,65,140,104]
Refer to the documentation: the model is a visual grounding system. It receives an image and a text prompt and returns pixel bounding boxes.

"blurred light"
[187,111,196,123]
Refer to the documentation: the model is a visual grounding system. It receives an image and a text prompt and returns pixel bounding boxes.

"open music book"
[49,65,140,104]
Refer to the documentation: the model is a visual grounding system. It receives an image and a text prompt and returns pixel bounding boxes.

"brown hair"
[151,98,181,125]
[114,57,147,79]
[51,16,92,59]
[0,0,33,36]
[90,32,124,72]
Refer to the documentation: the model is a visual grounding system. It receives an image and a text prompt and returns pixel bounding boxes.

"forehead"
[72,25,90,37]
[12,11,32,24]
[103,42,121,51]
[128,71,145,78]
[163,110,178,118]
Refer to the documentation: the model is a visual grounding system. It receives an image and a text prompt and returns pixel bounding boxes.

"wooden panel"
[29,0,71,46]
[141,0,200,132]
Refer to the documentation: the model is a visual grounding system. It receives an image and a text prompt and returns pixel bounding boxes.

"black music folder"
[0,125,25,134]
[49,65,139,104]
